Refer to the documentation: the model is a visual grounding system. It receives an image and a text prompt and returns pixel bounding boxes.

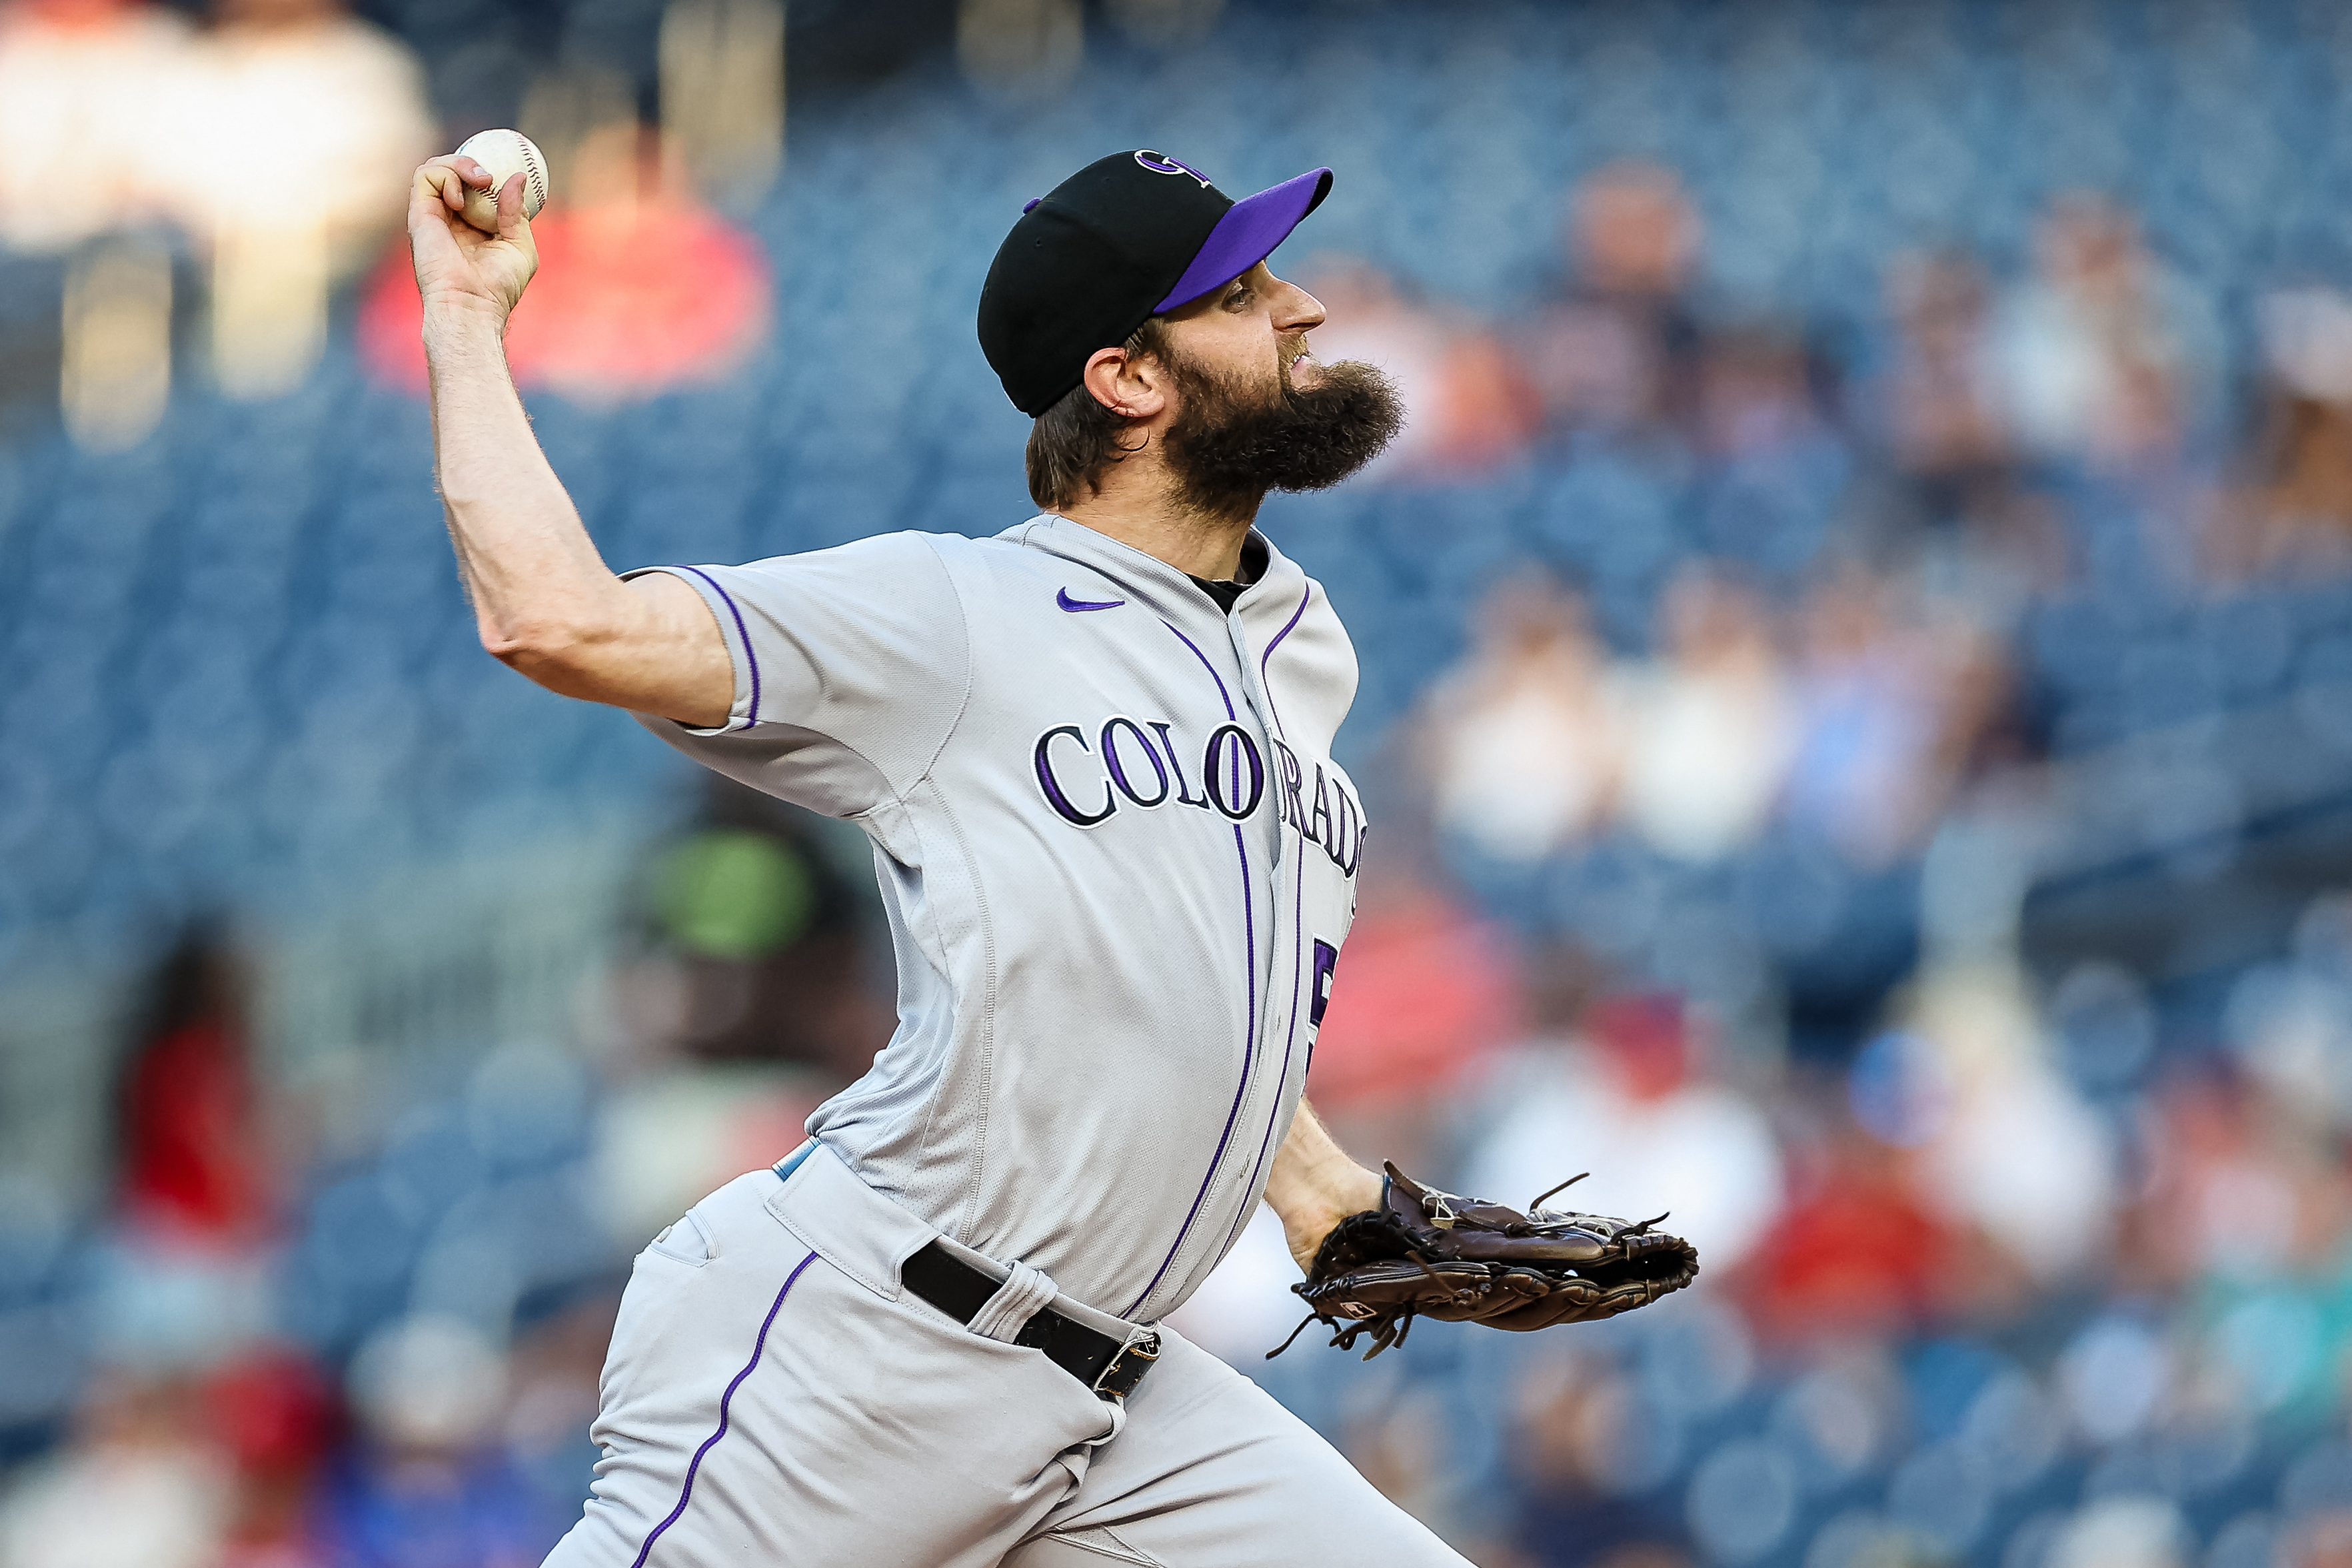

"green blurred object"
[656,830,818,960]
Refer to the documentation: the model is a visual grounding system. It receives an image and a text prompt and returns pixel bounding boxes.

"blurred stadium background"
[11,0,2352,1564]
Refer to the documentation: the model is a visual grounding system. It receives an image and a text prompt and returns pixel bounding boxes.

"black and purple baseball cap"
[978,149,1333,416]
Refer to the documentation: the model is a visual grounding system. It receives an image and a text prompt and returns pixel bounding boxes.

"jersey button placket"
[1225,620,1292,1084]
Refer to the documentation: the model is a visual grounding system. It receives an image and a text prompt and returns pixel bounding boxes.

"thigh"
[1007,1331,1470,1568]
[545,1172,1116,1568]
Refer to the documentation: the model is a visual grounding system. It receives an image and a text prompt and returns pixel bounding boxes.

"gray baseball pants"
[543,1144,1468,1568]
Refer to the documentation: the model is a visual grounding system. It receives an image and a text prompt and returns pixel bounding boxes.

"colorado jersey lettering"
[1032,718,1365,879]
[1033,716,1275,825]
[626,515,1364,1322]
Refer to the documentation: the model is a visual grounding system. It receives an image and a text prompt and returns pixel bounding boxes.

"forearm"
[425,302,626,662]
[1264,1099,1384,1273]
[423,304,728,720]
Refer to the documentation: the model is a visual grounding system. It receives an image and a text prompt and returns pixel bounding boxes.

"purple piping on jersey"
[1216,836,1308,1267]
[1130,622,1257,1317]
[628,1250,816,1568]
[1160,620,1236,722]
[1259,584,1312,710]
[1212,586,1319,1266]
[670,566,762,728]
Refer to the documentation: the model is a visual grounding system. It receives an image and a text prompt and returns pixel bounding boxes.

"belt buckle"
[1090,1331,1160,1400]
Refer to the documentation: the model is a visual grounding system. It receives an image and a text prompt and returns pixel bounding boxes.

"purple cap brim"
[1152,167,1334,313]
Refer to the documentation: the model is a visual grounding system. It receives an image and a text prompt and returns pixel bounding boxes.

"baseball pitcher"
[408,145,1693,1568]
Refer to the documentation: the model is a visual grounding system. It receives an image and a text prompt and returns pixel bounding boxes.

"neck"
[1055,468,1262,580]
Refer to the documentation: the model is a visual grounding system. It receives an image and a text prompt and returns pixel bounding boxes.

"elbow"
[479,617,550,664]
[479,624,530,664]
[480,614,597,685]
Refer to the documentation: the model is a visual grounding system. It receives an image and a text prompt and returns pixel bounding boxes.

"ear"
[1080,343,1170,422]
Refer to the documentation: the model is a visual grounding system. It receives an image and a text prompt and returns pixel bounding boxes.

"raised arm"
[411,156,733,728]
[1262,1098,1385,1274]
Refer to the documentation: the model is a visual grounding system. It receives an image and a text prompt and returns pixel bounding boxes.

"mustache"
[1278,333,1314,383]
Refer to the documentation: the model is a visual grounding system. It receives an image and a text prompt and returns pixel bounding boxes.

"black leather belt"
[900,1241,1159,1401]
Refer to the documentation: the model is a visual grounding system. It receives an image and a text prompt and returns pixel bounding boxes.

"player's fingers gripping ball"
[452,129,549,233]
[1273,1162,1700,1360]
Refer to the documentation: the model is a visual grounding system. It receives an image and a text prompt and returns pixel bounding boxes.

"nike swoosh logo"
[1057,588,1126,612]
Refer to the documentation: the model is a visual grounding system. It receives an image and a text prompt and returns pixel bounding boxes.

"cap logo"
[1134,149,1210,189]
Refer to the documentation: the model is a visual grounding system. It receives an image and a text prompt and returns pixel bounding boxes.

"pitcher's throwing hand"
[408,151,536,326]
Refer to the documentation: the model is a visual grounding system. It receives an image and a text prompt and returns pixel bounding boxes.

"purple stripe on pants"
[628,1249,818,1567]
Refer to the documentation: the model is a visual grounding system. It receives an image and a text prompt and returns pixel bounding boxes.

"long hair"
[1024,317,1172,510]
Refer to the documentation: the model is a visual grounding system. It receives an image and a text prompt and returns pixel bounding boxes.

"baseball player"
[409,145,1453,1566]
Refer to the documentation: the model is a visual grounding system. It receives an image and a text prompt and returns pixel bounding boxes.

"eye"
[1224,281,1252,311]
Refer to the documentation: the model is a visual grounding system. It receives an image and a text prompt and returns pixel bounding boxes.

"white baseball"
[452,129,550,233]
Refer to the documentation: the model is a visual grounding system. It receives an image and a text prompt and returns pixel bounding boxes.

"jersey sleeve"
[624,531,970,818]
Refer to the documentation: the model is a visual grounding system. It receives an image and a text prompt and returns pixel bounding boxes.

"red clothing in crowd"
[359,199,770,402]
[1740,1136,1955,1341]
[119,1018,267,1241]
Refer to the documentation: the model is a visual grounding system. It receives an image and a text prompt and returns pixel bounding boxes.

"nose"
[1269,274,1326,333]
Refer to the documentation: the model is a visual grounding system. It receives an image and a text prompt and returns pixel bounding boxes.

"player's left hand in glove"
[1270,1162,1699,1360]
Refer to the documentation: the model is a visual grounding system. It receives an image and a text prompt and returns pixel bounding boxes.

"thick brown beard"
[1156,341,1405,522]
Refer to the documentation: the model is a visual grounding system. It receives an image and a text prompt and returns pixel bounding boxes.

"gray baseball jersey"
[628,513,1367,1324]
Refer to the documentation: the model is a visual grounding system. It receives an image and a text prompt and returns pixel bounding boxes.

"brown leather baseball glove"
[1270,1162,1700,1359]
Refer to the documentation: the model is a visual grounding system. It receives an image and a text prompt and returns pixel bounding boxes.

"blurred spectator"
[955,0,1084,99]
[656,0,785,214]
[1781,564,2008,866]
[593,1064,828,1251]
[2119,1061,2348,1295]
[83,929,280,1375]
[498,1288,614,1548]
[1512,1350,1693,1568]
[166,0,431,398]
[1426,574,1620,864]
[2227,894,2352,1136]
[57,234,173,450]
[2222,285,2352,578]
[1991,195,2219,472]
[645,776,884,1072]
[0,0,190,251]
[204,1348,336,1568]
[1522,161,1704,442]
[1613,566,1795,863]
[1861,249,2069,598]
[1862,251,2069,594]
[1695,324,1829,467]
[358,120,772,403]
[117,928,270,1247]
[1737,1086,1956,1343]
[1688,320,1853,580]
[1462,992,1785,1275]
[1873,251,2015,526]
[318,1315,542,1568]
[1299,257,1538,478]
[1306,882,1522,1170]
[595,778,886,1245]
[1896,962,2118,1294]
[0,1371,231,1568]
[0,0,191,443]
